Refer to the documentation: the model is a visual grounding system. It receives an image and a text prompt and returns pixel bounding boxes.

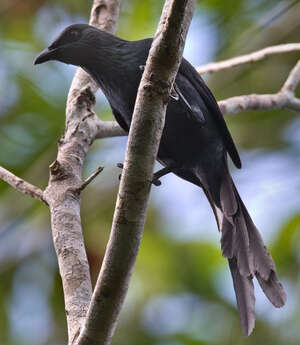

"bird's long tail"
[204,169,286,336]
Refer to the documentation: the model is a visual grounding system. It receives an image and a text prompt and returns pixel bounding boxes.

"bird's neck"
[83,41,135,88]
[81,38,152,110]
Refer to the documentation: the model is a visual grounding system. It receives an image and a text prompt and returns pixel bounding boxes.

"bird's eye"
[70,30,79,38]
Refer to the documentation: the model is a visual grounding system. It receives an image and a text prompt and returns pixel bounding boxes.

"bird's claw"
[152,178,162,186]
[117,162,162,186]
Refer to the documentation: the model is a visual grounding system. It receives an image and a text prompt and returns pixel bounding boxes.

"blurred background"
[0,0,300,344]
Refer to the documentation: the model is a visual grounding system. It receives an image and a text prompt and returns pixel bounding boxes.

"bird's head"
[34,24,99,66]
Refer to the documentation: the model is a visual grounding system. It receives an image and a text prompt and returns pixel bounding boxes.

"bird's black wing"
[178,58,242,169]
[172,82,206,125]
[139,61,206,125]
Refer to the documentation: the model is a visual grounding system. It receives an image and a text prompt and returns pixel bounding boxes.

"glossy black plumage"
[35,24,286,336]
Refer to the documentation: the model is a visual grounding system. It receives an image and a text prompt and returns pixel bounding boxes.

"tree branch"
[0,165,47,205]
[197,43,300,74]
[41,1,123,344]
[95,119,127,138]
[75,1,196,345]
[219,59,300,115]
[282,59,300,93]
[94,47,300,139]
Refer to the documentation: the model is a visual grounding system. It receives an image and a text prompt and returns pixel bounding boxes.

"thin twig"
[220,59,300,115]
[197,43,300,74]
[77,166,104,192]
[0,165,47,205]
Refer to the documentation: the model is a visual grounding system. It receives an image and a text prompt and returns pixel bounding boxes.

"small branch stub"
[77,166,104,192]
[50,160,61,174]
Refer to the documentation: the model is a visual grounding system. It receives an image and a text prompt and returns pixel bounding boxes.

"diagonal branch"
[197,43,300,74]
[281,59,300,92]
[0,165,47,205]
[75,1,197,345]
[76,166,104,193]
[219,59,300,115]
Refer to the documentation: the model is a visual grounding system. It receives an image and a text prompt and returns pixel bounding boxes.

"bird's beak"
[34,47,57,65]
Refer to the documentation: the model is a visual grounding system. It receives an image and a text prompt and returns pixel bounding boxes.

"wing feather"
[179,59,242,169]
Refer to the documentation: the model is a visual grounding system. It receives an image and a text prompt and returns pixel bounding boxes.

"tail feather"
[232,210,254,276]
[228,257,255,337]
[235,188,273,279]
[236,191,286,307]
[256,271,286,307]
[205,169,286,336]
[220,172,238,216]
[221,217,235,258]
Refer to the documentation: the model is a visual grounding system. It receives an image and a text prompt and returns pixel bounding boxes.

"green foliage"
[272,213,300,278]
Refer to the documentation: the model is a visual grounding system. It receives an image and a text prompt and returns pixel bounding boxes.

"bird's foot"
[117,162,164,186]
[152,176,162,186]
[152,166,174,186]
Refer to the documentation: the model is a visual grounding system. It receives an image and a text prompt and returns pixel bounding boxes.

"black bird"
[35,24,286,336]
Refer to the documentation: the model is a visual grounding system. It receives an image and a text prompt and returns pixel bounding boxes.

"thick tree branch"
[75,1,196,345]
[0,166,47,205]
[197,43,300,74]
[41,1,123,344]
